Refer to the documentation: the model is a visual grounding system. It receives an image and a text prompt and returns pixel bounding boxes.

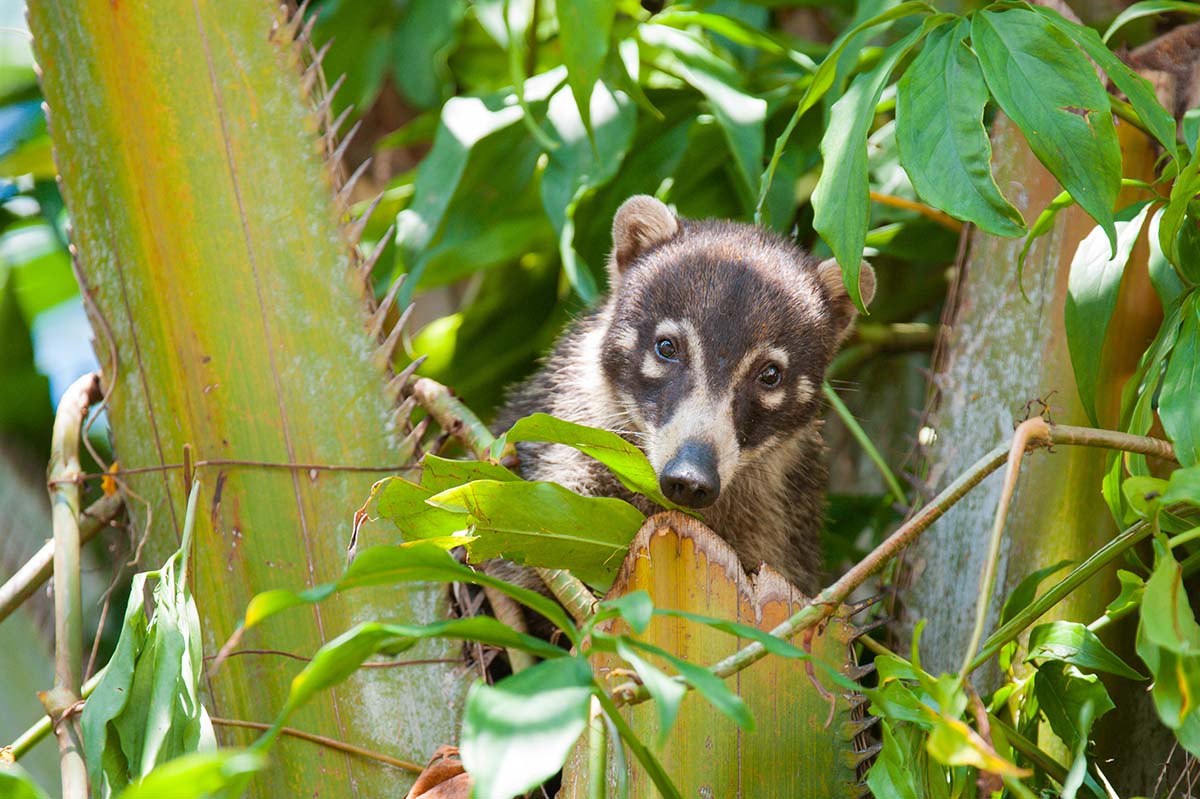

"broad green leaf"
[1159,157,1200,278]
[615,637,686,746]
[1103,0,1200,43]
[758,1,938,215]
[389,0,464,110]
[896,20,1025,237]
[375,476,469,540]
[1147,207,1188,309]
[429,479,645,589]
[396,72,562,299]
[813,18,947,312]
[1123,475,1170,517]
[638,24,766,204]
[1106,570,1145,618]
[1000,559,1072,625]
[555,0,615,141]
[0,765,51,799]
[419,455,520,493]
[114,751,266,799]
[1164,465,1200,507]
[278,619,567,721]
[499,413,675,507]
[1065,201,1153,424]
[624,637,753,730]
[243,539,576,641]
[1160,293,1200,466]
[461,656,595,799]
[1033,662,1114,751]
[542,80,636,300]
[973,8,1120,249]
[1025,621,1145,679]
[1141,542,1200,654]
[1033,5,1179,160]
[866,722,924,799]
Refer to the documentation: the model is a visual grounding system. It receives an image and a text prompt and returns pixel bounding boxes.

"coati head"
[598,195,875,510]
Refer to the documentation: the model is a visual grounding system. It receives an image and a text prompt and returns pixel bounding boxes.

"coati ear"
[610,195,679,284]
[816,257,875,338]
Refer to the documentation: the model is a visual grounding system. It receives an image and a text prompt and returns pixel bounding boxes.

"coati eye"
[655,338,679,362]
[758,364,782,387]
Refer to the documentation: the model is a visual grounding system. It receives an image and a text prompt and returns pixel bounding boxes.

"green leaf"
[243,539,577,642]
[1033,662,1114,751]
[1033,5,1179,160]
[1000,559,1072,626]
[638,24,766,205]
[419,455,521,493]
[1103,0,1200,44]
[866,721,924,799]
[614,637,686,746]
[651,9,816,70]
[1065,201,1154,424]
[896,19,1025,237]
[461,656,595,799]
[597,590,654,634]
[1160,293,1200,466]
[389,0,464,110]
[813,17,947,312]
[1017,189,1074,288]
[1060,699,1096,799]
[0,764,51,799]
[1025,621,1146,679]
[1106,569,1146,618]
[758,1,938,216]
[375,476,470,540]
[278,619,567,722]
[429,479,645,590]
[556,0,615,142]
[1147,207,1188,309]
[114,751,267,799]
[924,714,1028,775]
[973,7,1120,249]
[1164,465,1200,507]
[499,413,675,507]
[623,637,753,730]
[542,80,636,301]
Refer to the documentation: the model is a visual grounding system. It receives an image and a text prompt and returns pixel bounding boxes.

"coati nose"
[660,441,720,509]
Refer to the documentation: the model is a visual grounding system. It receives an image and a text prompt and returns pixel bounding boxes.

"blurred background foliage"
[0,0,1187,792]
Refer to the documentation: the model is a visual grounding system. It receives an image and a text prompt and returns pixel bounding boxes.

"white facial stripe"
[653,319,683,343]
[794,375,815,404]
[647,322,742,489]
[731,344,790,386]
[760,387,787,410]
[612,325,638,351]
[641,351,668,379]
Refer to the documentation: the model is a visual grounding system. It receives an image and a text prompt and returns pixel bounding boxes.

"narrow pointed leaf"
[1160,293,1200,466]
[1025,621,1146,679]
[555,0,616,141]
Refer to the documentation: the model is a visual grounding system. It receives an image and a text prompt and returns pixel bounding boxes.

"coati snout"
[496,195,875,591]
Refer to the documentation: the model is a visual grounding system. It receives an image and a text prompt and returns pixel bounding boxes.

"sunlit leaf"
[555,0,616,141]
[0,764,51,799]
[614,637,686,746]
[429,479,645,590]
[1065,201,1153,424]
[1034,662,1114,751]
[623,637,753,730]
[1025,621,1145,679]
[114,751,266,799]
[1160,293,1200,466]
[375,476,469,540]
[461,656,595,799]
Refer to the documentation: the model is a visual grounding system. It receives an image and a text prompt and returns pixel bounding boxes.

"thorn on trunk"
[346,192,385,248]
[389,355,428,398]
[314,74,348,120]
[337,157,373,215]
[358,222,396,283]
[399,417,431,461]
[369,276,406,340]
[374,304,414,370]
[330,118,363,167]
[392,396,418,428]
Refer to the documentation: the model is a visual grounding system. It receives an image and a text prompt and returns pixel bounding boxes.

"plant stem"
[409,377,596,623]
[8,668,105,761]
[208,717,421,772]
[868,191,962,231]
[0,492,123,625]
[969,517,1152,672]
[40,372,101,799]
[823,381,907,505]
[587,696,607,799]
[958,418,1050,680]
